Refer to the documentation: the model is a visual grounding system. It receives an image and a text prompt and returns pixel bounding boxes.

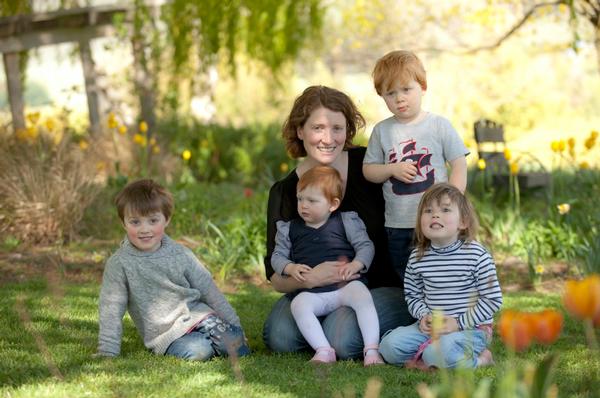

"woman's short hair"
[282,85,365,159]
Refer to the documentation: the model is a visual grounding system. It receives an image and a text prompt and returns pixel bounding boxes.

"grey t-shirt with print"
[363,112,469,228]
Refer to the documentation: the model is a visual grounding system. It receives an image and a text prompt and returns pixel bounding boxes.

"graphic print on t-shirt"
[387,138,434,195]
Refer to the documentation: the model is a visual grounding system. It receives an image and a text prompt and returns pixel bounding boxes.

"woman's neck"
[297,150,348,177]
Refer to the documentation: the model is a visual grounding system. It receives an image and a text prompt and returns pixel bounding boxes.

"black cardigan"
[264,146,402,288]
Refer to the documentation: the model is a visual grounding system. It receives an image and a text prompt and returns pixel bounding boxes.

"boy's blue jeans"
[262,287,415,359]
[386,227,415,284]
[379,321,489,368]
[165,314,250,361]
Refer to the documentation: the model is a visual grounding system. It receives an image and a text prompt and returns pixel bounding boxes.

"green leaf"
[530,353,559,398]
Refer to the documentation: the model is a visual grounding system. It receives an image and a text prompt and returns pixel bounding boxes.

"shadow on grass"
[1,278,598,397]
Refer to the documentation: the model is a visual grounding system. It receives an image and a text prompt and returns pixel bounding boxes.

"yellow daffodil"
[26,126,38,141]
[535,265,544,275]
[118,125,127,135]
[557,140,566,152]
[510,162,519,175]
[551,141,560,152]
[567,137,575,149]
[79,140,89,150]
[26,111,40,125]
[280,162,289,173]
[133,134,147,147]
[477,158,486,170]
[96,161,106,171]
[152,145,160,154]
[139,121,148,133]
[107,112,118,129]
[44,118,56,131]
[504,148,512,161]
[557,203,570,215]
[584,137,595,150]
[149,137,157,146]
[580,161,590,169]
[591,130,599,140]
[182,150,192,161]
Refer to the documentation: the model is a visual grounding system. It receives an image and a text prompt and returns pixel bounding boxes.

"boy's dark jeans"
[195,314,251,357]
[386,227,415,284]
[165,314,250,360]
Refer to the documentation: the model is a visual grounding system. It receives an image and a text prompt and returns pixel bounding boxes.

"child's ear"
[164,217,170,227]
[297,126,304,140]
[329,198,341,212]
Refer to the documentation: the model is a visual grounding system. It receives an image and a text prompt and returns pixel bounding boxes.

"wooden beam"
[2,52,26,132]
[78,40,101,135]
[0,25,122,53]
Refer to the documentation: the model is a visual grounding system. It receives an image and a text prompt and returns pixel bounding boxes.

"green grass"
[1,275,598,398]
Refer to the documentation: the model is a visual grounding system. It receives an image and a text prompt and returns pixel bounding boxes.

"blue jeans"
[386,227,414,284]
[165,314,250,361]
[379,322,489,368]
[263,287,415,359]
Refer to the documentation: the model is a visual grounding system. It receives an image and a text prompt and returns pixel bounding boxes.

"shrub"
[0,130,100,244]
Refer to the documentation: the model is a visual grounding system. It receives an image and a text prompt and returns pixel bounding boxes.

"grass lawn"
[0,250,599,398]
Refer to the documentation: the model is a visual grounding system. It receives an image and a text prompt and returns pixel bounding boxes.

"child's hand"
[338,261,364,281]
[419,314,433,334]
[284,263,312,282]
[390,161,417,183]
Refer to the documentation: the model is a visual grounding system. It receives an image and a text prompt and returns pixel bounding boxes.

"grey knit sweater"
[97,235,241,356]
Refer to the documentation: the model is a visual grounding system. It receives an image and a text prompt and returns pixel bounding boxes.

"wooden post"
[2,52,26,132]
[78,40,101,135]
[131,32,156,175]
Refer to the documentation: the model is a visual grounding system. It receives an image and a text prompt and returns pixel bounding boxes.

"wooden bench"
[474,119,550,189]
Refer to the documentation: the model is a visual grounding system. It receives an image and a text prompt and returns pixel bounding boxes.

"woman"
[263,85,414,359]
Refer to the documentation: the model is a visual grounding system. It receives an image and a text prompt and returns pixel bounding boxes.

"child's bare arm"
[363,162,417,183]
[448,156,468,193]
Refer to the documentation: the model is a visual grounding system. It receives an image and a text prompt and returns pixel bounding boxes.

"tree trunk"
[79,40,102,135]
[2,52,26,132]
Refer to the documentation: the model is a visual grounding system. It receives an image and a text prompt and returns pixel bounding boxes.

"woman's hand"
[269,260,354,292]
[283,263,312,282]
[338,260,364,281]
[303,260,357,289]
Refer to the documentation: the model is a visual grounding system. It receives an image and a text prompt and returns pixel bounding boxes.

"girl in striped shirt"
[379,183,502,369]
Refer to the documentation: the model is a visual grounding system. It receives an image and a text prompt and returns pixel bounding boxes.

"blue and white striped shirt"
[404,240,503,330]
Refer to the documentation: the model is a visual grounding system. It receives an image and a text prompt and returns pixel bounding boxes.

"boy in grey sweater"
[96,179,250,360]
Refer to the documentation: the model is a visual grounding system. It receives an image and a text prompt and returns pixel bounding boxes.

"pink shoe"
[363,345,385,367]
[476,349,495,367]
[310,347,336,364]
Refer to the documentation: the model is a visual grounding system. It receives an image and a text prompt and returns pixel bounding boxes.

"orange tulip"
[498,310,534,352]
[563,275,600,321]
[531,310,563,345]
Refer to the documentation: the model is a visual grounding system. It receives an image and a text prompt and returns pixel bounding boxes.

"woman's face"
[297,107,347,165]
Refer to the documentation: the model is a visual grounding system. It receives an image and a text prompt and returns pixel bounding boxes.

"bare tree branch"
[463,0,564,54]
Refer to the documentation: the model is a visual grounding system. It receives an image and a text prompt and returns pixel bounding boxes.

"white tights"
[290,280,380,351]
